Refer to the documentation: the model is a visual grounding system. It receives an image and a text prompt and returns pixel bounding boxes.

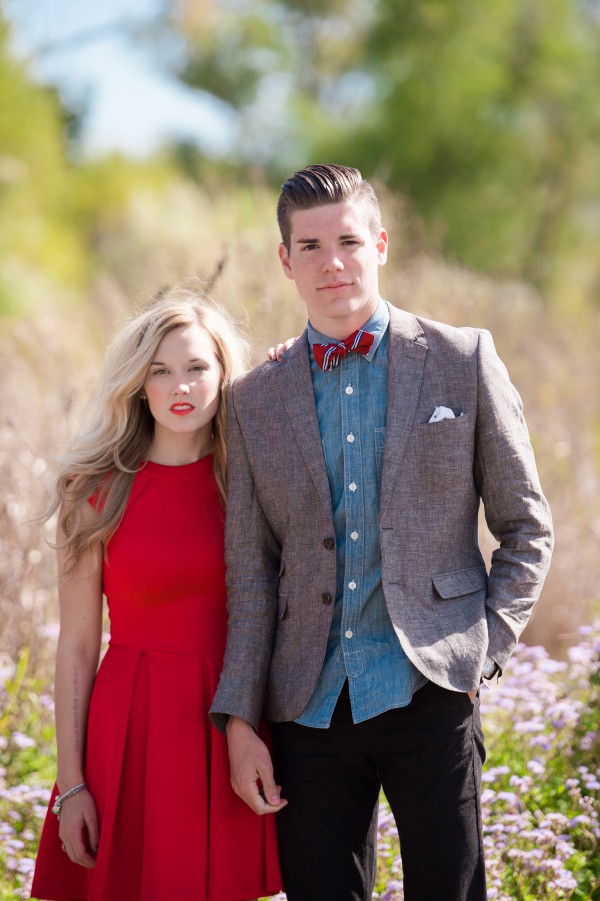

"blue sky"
[4,0,235,157]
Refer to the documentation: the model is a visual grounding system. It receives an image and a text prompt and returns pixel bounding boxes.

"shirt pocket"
[375,427,386,486]
[321,439,333,492]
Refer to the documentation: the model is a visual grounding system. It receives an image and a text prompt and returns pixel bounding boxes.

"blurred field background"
[2,0,599,670]
[0,0,599,895]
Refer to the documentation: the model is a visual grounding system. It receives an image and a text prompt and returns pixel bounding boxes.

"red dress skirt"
[32,457,282,901]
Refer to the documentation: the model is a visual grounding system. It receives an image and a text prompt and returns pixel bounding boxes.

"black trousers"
[271,681,487,901]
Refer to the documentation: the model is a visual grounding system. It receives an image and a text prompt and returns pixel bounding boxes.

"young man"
[211,164,553,900]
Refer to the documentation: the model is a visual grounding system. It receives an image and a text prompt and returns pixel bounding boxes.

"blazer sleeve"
[209,382,281,733]
[474,329,554,672]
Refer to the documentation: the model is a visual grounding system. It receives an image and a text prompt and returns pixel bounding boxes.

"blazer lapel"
[274,332,333,517]
[380,305,428,518]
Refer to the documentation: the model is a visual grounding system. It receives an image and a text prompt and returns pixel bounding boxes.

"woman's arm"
[54,500,103,868]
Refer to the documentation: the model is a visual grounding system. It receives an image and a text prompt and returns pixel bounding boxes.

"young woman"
[32,287,282,901]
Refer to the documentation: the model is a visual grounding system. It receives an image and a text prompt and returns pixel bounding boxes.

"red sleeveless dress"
[32,457,282,901]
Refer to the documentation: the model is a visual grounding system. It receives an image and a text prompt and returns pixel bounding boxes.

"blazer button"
[323,537,334,550]
[321,592,333,605]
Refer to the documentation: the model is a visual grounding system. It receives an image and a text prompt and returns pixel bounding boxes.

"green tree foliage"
[320,0,600,284]
[0,7,184,314]
[172,0,600,295]
[0,10,86,300]
[172,0,367,166]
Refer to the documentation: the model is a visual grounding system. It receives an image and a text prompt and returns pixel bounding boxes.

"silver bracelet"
[51,782,88,817]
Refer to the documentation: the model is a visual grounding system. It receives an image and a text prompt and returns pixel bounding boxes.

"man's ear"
[278,242,295,280]
[376,228,389,266]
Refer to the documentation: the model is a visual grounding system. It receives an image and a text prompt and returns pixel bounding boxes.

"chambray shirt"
[297,299,427,728]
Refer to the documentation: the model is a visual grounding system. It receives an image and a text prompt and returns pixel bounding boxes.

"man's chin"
[308,298,378,337]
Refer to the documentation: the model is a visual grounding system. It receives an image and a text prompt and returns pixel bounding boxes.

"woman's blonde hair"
[53,284,249,570]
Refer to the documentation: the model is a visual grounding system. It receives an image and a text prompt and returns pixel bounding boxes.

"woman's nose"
[173,382,191,395]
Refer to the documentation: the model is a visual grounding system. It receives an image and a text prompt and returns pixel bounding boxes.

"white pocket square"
[428,405,464,423]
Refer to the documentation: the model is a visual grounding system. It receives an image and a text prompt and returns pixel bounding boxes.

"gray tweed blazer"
[210,303,553,731]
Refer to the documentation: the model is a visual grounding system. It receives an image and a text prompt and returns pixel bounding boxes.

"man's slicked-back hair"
[277,164,382,251]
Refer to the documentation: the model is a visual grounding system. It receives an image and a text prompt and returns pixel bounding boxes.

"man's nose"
[322,252,343,272]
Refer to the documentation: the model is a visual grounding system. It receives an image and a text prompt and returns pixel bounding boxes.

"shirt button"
[323,537,334,550]
[351,531,359,541]
[349,482,357,492]
[321,592,333,605]
[345,385,353,395]
[345,630,353,639]
[348,581,357,590]
[346,433,355,443]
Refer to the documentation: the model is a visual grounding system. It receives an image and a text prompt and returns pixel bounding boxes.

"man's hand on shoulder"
[266,336,298,361]
[226,716,288,815]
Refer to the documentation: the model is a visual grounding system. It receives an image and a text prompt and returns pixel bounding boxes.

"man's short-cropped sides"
[276,163,382,251]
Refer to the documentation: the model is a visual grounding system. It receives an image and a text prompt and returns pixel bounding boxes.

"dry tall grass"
[1,179,598,675]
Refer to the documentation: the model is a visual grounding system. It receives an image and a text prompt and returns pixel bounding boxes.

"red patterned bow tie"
[313,329,375,371]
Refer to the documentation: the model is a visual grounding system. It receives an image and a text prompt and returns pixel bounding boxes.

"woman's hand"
[54,499,103,869]
[266,336,298,361]
[58,787,99,868]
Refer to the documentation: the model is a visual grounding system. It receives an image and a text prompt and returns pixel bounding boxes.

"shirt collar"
[307,298,389,363]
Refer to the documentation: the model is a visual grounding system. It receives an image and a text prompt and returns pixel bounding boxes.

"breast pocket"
[417,413,469,441]
[412,415,472,489]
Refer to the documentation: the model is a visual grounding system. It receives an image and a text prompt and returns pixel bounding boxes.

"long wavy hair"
[52,285,249,571]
